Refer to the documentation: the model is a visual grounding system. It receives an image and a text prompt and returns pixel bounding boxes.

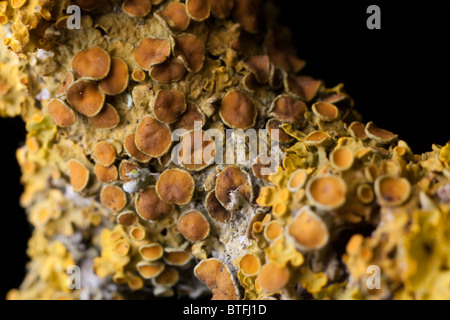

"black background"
[0,0,449,299]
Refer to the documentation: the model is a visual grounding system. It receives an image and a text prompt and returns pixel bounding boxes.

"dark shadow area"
[278,0,450,154]
[0,116,30,298]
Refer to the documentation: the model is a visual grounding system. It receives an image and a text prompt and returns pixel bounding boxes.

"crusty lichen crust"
[2,0,450,300]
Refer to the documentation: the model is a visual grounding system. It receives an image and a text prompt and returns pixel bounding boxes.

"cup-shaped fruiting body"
[119,160,140,182]
[114,239,131,257]
[263,220,284,242]
[177,210,210,242]
[266,118,294,144]
[172,33,206,73]
[163,250,192,267]
[252,155,275,181]
[116,211,138,226]
[149,57,187,83]
[238,253,261,277]
[66,80,105,117]
[94,163,118,183]
[287,168,308,192]
[348,121,368,140]
[135,115,172,157]
[255,261,290,294]
[312,102,339,122]
[72,46,111,80]
[243,55,270,84]
[47,99,76,128]
[139,243,164,261]
[94,141,117,167]
[68,159,90,192]
[219,90,257,130]
[130,226,147,241]
[232,0,261,34]
[306,174,346,210]
[215,165,253,211]
[356,183,375,204]
[152,89,186,124]
[246,212,266,240]
[194,258,240,300]
[287,206,329,251]
[99,58,129,96]
[122,0,152,17]
[284,74,321,102]
[178,130,216,171]
[136,261,165,279]
[186,0,210,21]
[153,268,179,288]
[365,121,398,144]
[155,2,190,32]
[124,133,152,163]
[330,146,354,171]
[374,174,411,206]
[156,168,195,205]
[304,130,334,148]
[100,185,127,212]
[135,186,173,221]
[56,72,75,97]
[133,38,171,71]
[88,103,120,129]
[205,190,232,223]
[269,94,307,127]
[132,70,146,82]
[173,102,205,131]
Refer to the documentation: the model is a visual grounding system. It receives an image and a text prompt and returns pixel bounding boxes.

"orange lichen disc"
[156,168,195,205]
[72,46,111,80]
[135,115,172,157]
[215,165,253,210]
[149,56,187,83]
[365,121,398,144]
[66,80,105,117]
[266,118,294,143]
[194,258,239,300]
[163,250,192,266]
[374,175,411,206]
[94,141,116,167]
[135,186,173,221]
[312,102,339,121]
[88,103,120,129]
[232,0,261,34]
[139,243,164,261]
[119,159,140,182]
[153,268,179,287]
[99,57,129,96]
[284,74,321,102]
[287,206,329,251]
[173,102,205,130]
[136,261,165,279]
[94,164,118,183]
[306,174,346,210]
[205,190,232,223]
[178,130,216,171]
[100,185,127,212]
[348,121,368,140]
[116,211,138,226]
[68,159,90,192]
[186,0,210,21]
[255,262,290,293]
[330,146,354,171]
[287,168,308,192]
[56,72,74,97]
[243,55,270,84]
[177,210,210,242]
[270,94,307,126]
[133,38,171,71]
[238,253,261,276]
[155,2,190,32]
[219,90,257,130]
[122,0,152,17]
[124,133,152,163]
[47,98,76,127]
[152,89,186,124]
[173,33,206,73]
